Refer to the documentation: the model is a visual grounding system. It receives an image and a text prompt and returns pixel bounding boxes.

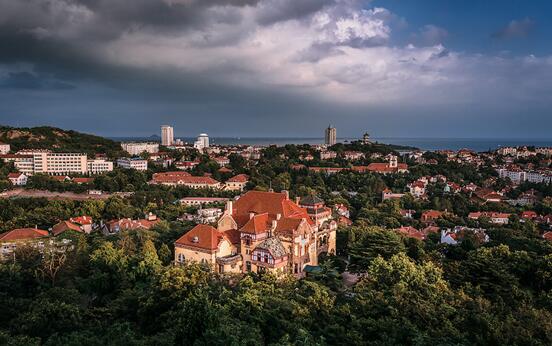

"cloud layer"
[0,0,550,137]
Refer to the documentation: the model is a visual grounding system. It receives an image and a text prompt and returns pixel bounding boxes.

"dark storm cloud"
[492,18,534,39]
[256,0,334,25]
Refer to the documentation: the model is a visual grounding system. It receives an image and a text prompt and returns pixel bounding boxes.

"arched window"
[178,253,185,263]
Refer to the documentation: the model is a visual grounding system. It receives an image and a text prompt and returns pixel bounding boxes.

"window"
[178,253,185,263]
[246,261,251,272]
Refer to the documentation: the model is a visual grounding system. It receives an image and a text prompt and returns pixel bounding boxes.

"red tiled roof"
[421,210,443,220]
[108,218,159,231]
[227,174,249,183]
[0,228,49,242]
[222,228,241,245]
[396,226,424,240]
[152,171,191,183]
[73,177,94,184]
[356,162,408,173]
[231,191,314,231]
[241,213,270,234]
[175,224,227,251]
[338,215,353,226]
[52,221,83,236]
[70,216,93,225]
[8,172,24,178]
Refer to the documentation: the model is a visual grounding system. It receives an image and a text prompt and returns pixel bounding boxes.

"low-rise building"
[117,157,148,171]
[0,227,49,261]
[0,142,10,155]
[8,172,28,186]
[224,174,249,191]
[121,142,159,156]
[468,212,510,224]
[179,197,229,207]
[87,159,113,174]
[441,226,489,245]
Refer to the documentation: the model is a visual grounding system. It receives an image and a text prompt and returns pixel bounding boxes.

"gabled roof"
[227,174,249,183]
[240,213,270,234]
[0,228,49,242]
[300,194,324,205]
[52,221,83,236]
[69,216,93,225]
[175,224,227,251]
[254,237,288,259]
[8,172,24,178]
[274,218,303,236]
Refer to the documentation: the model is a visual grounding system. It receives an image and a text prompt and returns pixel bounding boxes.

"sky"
[0,0,551,138]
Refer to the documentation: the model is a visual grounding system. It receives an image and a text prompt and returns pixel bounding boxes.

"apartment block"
[121,142,159,156]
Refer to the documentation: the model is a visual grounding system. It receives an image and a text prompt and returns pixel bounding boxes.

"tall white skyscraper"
[161,125,174,146]
[325,125,336,146]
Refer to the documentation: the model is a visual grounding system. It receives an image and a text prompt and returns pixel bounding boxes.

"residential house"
[224,174,249,191]
[0,227,49,260]
[174,190,337,277]
[8,172,27,186]
[468,212,511,225]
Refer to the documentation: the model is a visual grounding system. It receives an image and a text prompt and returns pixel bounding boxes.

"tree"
[348,226,405,272]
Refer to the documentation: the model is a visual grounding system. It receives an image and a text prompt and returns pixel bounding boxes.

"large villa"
[174,190,337,277]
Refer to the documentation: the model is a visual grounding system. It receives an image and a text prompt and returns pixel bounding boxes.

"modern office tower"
[161,125,174,146]
[325,125,336,146]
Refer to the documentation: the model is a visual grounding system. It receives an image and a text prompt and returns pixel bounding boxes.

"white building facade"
[117,157,148,171]
[121,142,159,156]
[161,125,174,146]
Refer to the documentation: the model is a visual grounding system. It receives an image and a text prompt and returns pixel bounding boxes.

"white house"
[8,172,28,186]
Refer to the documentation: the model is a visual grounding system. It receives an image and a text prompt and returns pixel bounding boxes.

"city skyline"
[1,0,551,138]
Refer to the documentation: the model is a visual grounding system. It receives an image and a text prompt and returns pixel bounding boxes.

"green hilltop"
[0,125,125,158]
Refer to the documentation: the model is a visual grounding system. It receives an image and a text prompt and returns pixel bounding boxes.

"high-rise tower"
[161,125,174,146]
[325,125,336,146]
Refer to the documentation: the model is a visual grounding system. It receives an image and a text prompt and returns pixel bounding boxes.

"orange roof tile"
[0,228,49,242]
[175,224,227,251]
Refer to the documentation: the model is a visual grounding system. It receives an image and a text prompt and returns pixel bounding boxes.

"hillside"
[0,125,125,158]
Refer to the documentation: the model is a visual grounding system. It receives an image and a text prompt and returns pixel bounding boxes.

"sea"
[109,137,552,152]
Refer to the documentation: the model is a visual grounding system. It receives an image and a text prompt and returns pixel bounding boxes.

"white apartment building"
[87,159,114,174]
[161,125,174,146]
[0,154,35,175]
[194,133,209,150]
[497,167,526,184]
[14,150,88,175]
[117,157,148,171]
[497,147,517,156]
[0,142,10,154]
[121,142,159,156]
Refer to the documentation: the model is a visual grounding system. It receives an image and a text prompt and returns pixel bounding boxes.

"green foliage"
[0,125,125,158]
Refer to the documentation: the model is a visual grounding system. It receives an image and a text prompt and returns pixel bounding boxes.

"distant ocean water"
[109,136,552,152]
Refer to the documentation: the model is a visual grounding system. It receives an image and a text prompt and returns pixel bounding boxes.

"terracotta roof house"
[175,190,337,277]
[224,174,249,191]
[0,228,50,260]
[52,221,84,236]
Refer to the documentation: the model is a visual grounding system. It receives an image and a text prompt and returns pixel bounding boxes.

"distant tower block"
[161,125,174,146]
[325,125,336,146]
[194,133,209,150]
[362,132,371,144]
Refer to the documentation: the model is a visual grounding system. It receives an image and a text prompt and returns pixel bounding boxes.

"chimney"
[282,190,289,200]
[226,200,233,214]
[276,213,281,220]
[295,197,301,205]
